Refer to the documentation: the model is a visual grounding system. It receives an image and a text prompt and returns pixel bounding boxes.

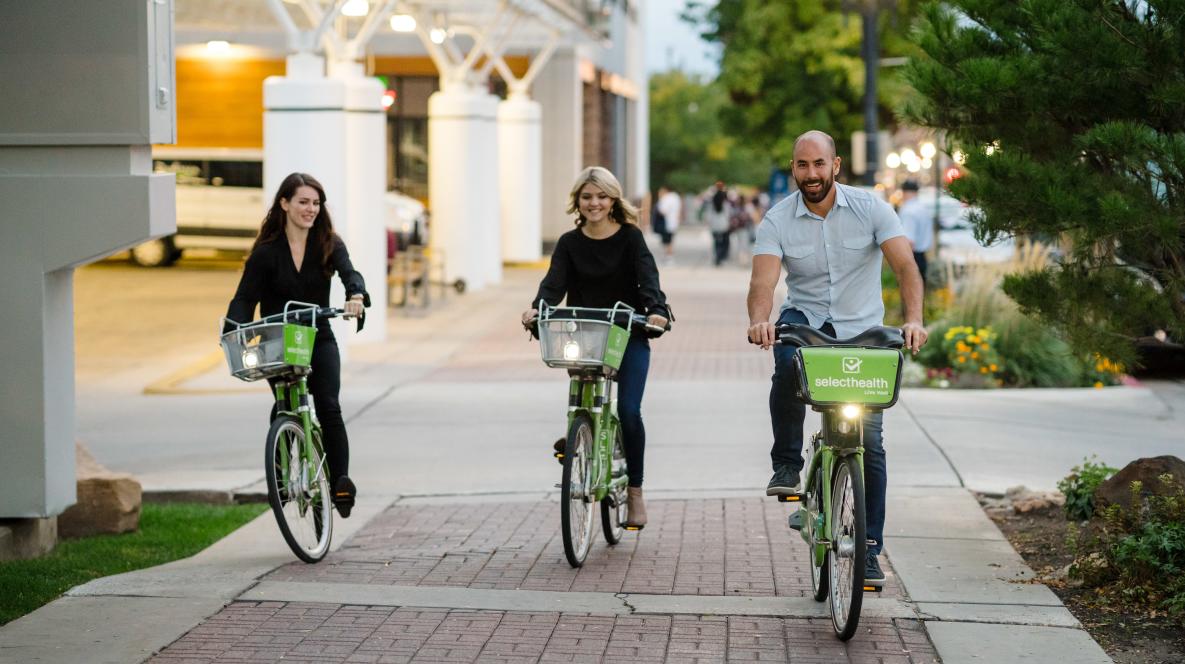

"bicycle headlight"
[563,340,581,361]
[841,404,862,420]
[242,349,260,369]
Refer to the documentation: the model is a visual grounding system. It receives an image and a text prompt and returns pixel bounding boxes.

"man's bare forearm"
[899,267,924,325]
[747,284,774,325]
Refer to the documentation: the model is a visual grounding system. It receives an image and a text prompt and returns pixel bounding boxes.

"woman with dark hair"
[225,172,370,517]
[521,166,672,529]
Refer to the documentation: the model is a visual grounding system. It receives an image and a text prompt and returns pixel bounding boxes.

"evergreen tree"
[903,0,1185,365]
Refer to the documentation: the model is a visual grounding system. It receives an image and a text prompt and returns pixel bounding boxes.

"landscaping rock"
[1005,485,1065,514]
[57,442,141,538]
[1094,455,1185,513]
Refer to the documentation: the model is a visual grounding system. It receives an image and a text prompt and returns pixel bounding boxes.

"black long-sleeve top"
[531,223,671,323]
[225,234,370,335]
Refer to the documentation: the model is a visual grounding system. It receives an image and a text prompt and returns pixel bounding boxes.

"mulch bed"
[978,497,1185,664]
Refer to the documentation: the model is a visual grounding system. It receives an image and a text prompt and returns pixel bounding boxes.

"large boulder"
[1094,455,1185,514]
[57,442,141,538]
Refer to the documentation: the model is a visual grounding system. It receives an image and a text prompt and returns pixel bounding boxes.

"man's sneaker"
[865,552,885,587]
[765,467,801,496]
[333,476,357,519]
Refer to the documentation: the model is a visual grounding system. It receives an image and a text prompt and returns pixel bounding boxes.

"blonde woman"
[521,166,672,529]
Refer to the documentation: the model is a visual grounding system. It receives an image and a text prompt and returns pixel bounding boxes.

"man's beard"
[796,175,833,203]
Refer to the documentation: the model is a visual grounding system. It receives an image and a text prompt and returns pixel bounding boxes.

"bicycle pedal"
[787,510,805,531]
[776,493,804,503]
[862,584,884,593]
[623,524,645,531]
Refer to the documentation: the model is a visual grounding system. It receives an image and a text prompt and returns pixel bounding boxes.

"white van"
[134,147,427,267]
[132,147,266,266]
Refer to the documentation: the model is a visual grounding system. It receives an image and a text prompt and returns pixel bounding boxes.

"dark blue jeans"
[770,309,887,556]
[616,336,650,488]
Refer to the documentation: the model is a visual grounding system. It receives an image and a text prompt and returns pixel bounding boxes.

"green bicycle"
[220,301,359,563]
[770,323,904,641]
[529,301,666,568]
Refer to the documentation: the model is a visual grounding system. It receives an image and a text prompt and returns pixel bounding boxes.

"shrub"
[1057,456,1119,521]
[1070,474,1185,622]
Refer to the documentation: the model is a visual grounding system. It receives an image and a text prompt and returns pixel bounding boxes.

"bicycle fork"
[274,380,322,497]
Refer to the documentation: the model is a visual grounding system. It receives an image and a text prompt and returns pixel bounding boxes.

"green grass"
[0,502,266,625]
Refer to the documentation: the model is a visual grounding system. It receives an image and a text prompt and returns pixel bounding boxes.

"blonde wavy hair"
[567,166,638,227]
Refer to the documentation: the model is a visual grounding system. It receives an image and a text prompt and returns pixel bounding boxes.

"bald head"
[794,130,836,160]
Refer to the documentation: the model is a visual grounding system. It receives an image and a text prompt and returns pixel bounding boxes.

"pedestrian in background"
[655,185,681,265]
[705,182,732,266]
[896,179,933,289]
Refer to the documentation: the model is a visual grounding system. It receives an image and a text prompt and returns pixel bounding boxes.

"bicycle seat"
[778,324,904,349]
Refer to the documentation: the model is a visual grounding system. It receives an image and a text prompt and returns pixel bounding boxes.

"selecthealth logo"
[816,355,889,389]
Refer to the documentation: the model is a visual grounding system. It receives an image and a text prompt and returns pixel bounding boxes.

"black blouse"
[531,223,671,321]
[225,234,370,335]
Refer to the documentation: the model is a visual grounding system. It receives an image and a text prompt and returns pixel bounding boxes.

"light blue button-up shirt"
[754,183,905,338]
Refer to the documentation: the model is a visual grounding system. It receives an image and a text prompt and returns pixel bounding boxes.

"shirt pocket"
[785,240,817,274]
[841,232,876,270]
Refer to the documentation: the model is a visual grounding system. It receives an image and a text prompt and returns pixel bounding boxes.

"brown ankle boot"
[626,487,647,529]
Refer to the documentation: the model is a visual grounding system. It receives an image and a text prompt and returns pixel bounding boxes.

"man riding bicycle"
[746,131,928,587]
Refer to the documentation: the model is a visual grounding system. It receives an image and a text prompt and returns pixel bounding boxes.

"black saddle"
[777,323,904,349]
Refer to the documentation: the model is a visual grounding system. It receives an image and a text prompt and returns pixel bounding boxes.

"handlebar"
[222,300,366,336]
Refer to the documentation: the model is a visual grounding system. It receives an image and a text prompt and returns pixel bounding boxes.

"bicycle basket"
[538,317,628,370]
[794,346,903,409]
[220,322,317,382]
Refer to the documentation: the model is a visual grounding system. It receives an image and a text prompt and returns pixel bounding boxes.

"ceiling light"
[390,14,416,32]
[341,0,368,17]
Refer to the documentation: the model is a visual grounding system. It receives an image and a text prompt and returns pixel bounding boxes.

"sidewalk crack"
[614,592,637,614]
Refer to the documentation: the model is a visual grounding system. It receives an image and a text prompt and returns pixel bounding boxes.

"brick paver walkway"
[152,498,936,663]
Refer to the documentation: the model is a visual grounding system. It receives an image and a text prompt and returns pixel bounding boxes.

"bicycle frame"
[567,371,629,503]
[271,375,326,489]
[800,410,864,566]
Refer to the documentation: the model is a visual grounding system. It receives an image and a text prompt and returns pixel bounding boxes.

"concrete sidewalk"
[0,226,1147,662]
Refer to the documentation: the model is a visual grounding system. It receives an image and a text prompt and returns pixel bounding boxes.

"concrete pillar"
[0,2,176,525]
[498,93,543,263]
[428,83,500,290]
[263,55,388,344]
[535,49,583,243]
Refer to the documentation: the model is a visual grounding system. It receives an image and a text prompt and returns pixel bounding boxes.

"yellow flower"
[980,344,989,351]
[1093,381,1104,389]
[979,367,988,374]
[989,364,998,371]
[971,352,980,359]
[958,356,967,363]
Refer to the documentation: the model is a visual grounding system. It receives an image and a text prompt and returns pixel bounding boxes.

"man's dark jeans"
[769,308,887,555]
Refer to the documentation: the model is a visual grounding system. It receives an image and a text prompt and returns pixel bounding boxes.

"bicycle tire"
[601,426,626,545]
[805,444,829,602]
[265,416,333,563]
[828,455,866,640]
[561,413,596,567]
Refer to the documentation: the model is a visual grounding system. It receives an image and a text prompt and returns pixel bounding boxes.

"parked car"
[133,147,426,267]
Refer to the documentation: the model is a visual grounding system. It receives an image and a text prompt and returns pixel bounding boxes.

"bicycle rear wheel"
[265,416,333,563]
[561,413,596,567]
[601,426,626,545]
[828,455,866,640]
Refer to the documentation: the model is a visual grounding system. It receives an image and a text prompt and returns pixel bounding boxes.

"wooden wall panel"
[175,57,284,148]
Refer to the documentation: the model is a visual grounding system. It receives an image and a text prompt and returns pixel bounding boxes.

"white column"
[428,83,499,291]
[498,93,543,263]
[264,54,387,344]
[535,49,583,243]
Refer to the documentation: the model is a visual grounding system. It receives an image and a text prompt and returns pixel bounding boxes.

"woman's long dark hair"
[712,188,727,214]
[251,172,337,276]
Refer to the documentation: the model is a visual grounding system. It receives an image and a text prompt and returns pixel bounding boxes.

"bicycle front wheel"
[265,416,333,563]
[601,426,627,545]
[828,455,866,640]
[561,413,596,567]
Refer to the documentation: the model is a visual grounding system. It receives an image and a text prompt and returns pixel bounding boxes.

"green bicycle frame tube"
[801,411,865,564]
[567,374,630,503]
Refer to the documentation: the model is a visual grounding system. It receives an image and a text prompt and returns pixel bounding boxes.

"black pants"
[712,231,730,265]
[269,334,349,485]
[913,251,928,289]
